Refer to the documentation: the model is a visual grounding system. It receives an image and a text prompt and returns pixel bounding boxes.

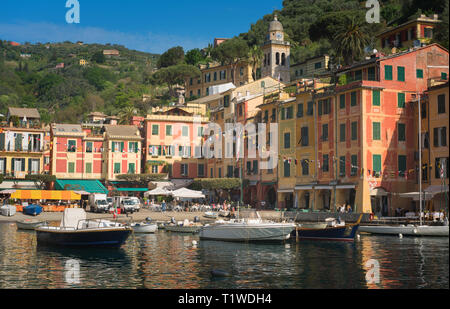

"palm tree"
[248,45,263,81]
[118,106,136,125]
[334,17,370,66]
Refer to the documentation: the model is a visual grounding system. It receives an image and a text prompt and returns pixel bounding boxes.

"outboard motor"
[170,217,176,224]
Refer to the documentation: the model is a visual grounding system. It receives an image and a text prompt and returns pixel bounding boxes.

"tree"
[152,64,201,97]
[333,17,370,66]
[92,50,106,64]
[185,48,205,66]
[157,46,185,69]
[118,106,137,124]
[25,174,56,190]
[248,45,263,81]
[434,1,449,49]
[211,38,249,85]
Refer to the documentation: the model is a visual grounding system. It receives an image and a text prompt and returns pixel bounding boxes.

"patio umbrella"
[144,187,171,197]
[170,188,205,199]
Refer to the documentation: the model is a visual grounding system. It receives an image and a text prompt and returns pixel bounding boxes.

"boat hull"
[292,224,360,242]
[360,225,449,237]
[131,224,158,233]
[17,221,45,230]
[35,227,132,247]
[165,225,202,233]
[200,223,295,242]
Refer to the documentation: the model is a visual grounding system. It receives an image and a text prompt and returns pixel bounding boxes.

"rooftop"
[7,107,40,119]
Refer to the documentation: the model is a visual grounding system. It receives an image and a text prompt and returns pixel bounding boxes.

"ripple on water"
[0,223,448,289]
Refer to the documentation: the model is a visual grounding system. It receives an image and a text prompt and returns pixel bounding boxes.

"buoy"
[211,270,231,278]
[399,233,403,238]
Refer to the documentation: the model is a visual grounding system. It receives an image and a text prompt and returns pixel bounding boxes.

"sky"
[0,0,283,54]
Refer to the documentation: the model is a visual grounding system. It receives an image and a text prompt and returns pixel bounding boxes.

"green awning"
[55,179,108,194]
[114,188,149,192]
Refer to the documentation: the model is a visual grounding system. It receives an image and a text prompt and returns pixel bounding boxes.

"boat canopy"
[61,208,87,229]
[10,190,82,200]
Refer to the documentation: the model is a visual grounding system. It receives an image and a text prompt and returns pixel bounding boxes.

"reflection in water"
[0,223,448,289]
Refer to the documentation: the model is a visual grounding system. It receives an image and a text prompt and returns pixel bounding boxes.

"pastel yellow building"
[0,108,47,179]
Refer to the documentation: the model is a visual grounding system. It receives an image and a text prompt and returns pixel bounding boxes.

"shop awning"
[315,185,333,190]
[370,188,388,197]
[114,188,149,192]
[336,184,356,189]
[278,189,294,193]
[55,179,108,194]
[295,185,313,190]
[10,190,81,200]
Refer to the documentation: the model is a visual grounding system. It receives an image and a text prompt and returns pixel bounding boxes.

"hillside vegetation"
[0,41,162,123]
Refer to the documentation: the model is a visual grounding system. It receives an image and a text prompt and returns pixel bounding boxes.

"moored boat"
[23,204,43,216]
[359,224,449,237]
[204,211,218,219]
[199,210,296,242]
[35,208,132,247]
[17,219,46,230]
[131,222,158,233]
[292,215,363,242]
[165,224,202,234]
[0,205,16,217]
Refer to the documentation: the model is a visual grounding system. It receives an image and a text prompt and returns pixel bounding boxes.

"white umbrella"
[144,187,171,197]
[170,188,205,199]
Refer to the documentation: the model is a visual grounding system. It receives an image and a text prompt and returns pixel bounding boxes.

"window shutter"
[112,142,115,153]
[373,90,380,106]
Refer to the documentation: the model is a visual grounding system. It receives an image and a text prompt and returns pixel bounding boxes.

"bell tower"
[261,15,291,83]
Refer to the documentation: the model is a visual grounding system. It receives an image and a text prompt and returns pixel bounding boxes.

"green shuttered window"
[373,122,381,140]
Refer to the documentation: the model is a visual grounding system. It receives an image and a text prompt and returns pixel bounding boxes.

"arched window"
[276,52,280,65]
[281,53,286,66]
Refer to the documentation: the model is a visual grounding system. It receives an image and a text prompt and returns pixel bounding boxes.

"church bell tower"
[261,15,291,83]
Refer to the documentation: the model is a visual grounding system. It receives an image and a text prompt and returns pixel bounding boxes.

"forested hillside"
[239,0,448,64]
[0,41,161,124]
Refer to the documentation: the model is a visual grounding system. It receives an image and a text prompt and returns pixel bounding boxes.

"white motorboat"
[17,219,46,230]
[359,224,449,237]
[131,222,158,233]
[199,210,296,242]
[0,205,16,217]
[204,211,218,219]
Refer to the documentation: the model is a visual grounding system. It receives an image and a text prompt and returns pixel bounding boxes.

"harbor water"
[0,222,448,289]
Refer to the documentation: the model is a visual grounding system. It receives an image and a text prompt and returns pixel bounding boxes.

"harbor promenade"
[0,208,372,223]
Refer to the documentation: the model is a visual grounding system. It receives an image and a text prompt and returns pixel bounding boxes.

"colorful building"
[331,43,449,215]
[102,125,142,181]
[0,108,47,178]
[291,55,330,81]
[378,14,441,49]
[143,105,209,180]
[421,80,449,211]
